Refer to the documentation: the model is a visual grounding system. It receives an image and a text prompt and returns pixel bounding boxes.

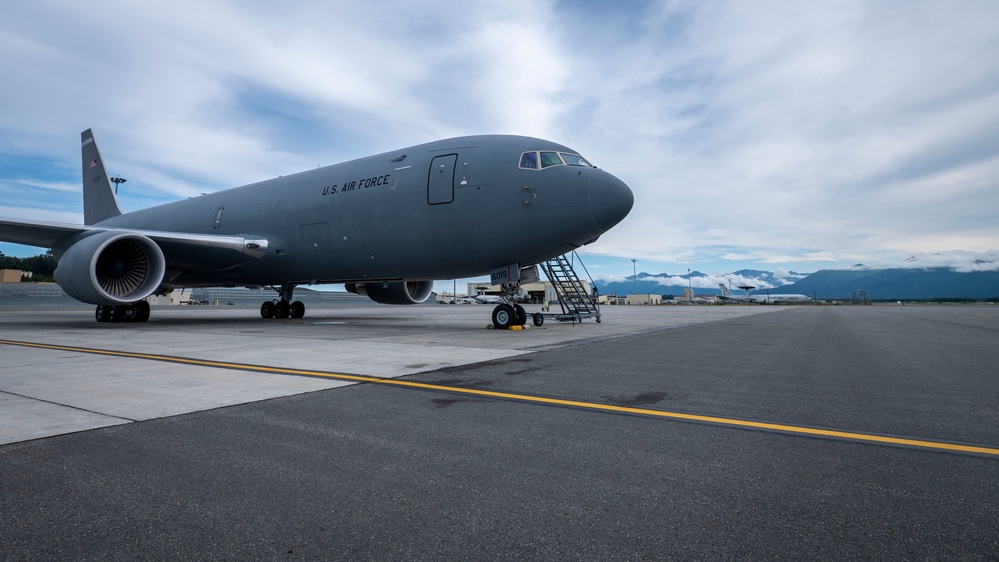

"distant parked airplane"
[472,288,529,304]
[0,129,633,328]
[718,284,811,303]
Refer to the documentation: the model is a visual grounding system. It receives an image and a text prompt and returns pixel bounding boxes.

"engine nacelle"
[54,231,167,305]
[344,280,433,305]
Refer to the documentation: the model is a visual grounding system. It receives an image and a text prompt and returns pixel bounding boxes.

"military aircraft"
[472,288,529,304]
[0,129,633,328]
[718,284,811,303]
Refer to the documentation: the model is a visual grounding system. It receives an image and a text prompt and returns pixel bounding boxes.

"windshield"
[519,150,594,169]
[559,152,592,167]
[540,151,563,168]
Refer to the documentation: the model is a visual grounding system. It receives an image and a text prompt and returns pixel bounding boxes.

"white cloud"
[0,205,81,224]
[841,250,999,273]
[561,1,999,271]
[4,179,77,193]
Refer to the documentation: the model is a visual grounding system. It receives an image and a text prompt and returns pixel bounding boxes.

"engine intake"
[55,232,167,305]
[345,280,433,305]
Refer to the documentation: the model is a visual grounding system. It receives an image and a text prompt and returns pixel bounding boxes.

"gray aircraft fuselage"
[85,135,633,289]
[1,129,632,324]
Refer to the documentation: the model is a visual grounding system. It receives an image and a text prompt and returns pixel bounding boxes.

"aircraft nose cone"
[589,172,634,231]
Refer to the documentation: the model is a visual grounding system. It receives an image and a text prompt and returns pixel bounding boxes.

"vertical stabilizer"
[81,129,123,225]
[719,284,732,298]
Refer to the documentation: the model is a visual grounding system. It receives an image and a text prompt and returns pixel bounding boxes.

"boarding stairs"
[538,252,601,324]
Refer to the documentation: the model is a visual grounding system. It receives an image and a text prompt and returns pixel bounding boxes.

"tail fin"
[719,283,732,297]
[81,129,123,225]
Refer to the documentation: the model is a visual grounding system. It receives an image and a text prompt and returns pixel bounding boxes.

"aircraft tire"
[290,301,306,319]
[492,304,515,329]
[260,301,276,318]
[95,305,110,322]
[514,304,527,326]
[135,301,151,322]
[275,300,290,319]
[533,312,545,327]
[108,305,125,323]
[124,304,139,322]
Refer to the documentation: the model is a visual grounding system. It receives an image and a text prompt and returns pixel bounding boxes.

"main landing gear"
[490,303,528,329]
[95,301,150,323]
[260,300,305,319]
[260,284,305,319]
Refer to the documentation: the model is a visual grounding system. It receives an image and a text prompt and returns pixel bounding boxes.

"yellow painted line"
[0,338,379,383]
[3,338,998,457]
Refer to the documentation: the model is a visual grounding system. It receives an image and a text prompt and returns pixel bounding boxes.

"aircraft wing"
[0,217,269,258]
[0,217,85,249]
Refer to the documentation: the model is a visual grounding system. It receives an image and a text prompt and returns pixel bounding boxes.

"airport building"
[624,294,663,305]
[0,281,77,305]
[1,269,26,283]
[0,282,367,307]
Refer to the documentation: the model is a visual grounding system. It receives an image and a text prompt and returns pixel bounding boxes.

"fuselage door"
[299,222,332,279]
[428,154,457,205]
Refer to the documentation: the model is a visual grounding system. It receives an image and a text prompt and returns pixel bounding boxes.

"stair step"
[539,253,600,320]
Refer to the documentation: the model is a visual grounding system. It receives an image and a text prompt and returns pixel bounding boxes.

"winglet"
[81,129,123,225]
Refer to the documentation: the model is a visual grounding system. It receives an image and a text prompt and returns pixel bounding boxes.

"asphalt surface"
[2,305,998,560]
[0,302,783,444]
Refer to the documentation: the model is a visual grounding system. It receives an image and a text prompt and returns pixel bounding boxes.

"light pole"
[688,269,692,304]
[110,176,127,195]
[631,259,638,296]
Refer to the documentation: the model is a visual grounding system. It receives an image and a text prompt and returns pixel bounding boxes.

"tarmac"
[1,302,997,560]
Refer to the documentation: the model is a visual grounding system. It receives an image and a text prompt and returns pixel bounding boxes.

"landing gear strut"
[260,284,305,319]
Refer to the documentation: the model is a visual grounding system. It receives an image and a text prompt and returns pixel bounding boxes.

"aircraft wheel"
[514,304,527,326]
[275,300,291,319]
[533,312,545,327]
[492,304,515,329]
[260,301,276,318]
[123,304,139,322]
[596,316,601,323]
[290,301,306,319]
[108,305,126,323]
[135,301,151,322]
[95,305,110,322]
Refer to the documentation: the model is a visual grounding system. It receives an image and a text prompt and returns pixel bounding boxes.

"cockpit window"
[560,152,592,167]
[540,151,563,168]
[520,150,594,170]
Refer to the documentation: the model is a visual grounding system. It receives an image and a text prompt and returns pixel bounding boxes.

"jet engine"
[344,280,433,305]
[54,231,167,305]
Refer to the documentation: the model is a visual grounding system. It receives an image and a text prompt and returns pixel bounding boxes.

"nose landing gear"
[490,303,528,329]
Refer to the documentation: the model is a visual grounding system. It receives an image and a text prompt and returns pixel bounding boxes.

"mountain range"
[592,268,999,301]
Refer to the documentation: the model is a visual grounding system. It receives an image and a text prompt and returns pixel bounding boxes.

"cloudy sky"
[2,0,998,288]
